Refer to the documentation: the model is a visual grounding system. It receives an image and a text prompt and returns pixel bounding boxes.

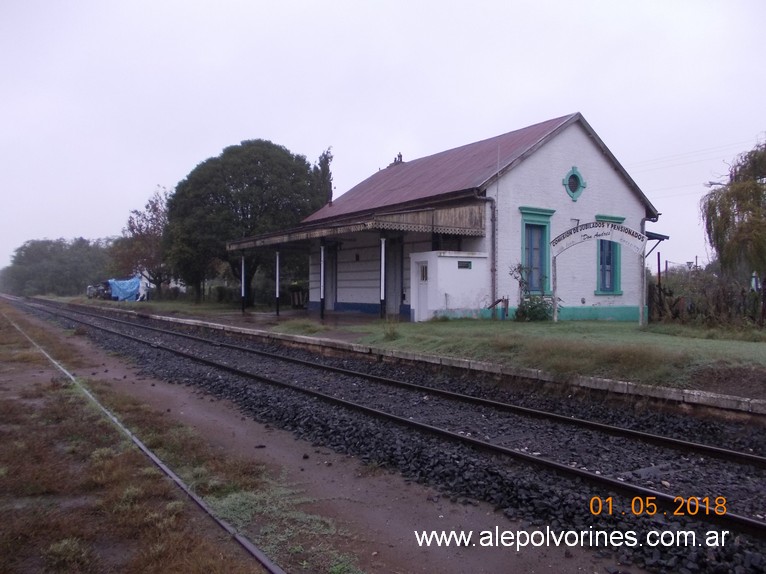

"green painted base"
[556,306,642,321]
[431,306,645,322]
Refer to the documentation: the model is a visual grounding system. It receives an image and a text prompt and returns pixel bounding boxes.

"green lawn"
[337,319,766,387]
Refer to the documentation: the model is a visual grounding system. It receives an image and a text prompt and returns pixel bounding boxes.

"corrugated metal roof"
[304,113,579,223]
[225,113,660,253]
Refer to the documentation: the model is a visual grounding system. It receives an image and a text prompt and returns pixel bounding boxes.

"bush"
[510,262,552,321]
[650,263,764,327]
[515,296,553,322]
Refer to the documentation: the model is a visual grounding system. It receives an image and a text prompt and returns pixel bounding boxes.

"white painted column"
[380,237,386,318]
[275,249,280,316]
[240,252,245,314]
[320,243,326,319]
[552,255,558,322]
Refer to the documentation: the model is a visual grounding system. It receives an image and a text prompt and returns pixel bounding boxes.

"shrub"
[510,263,552,321]
[515,296,553,321]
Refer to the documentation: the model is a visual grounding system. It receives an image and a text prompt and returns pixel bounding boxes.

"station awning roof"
[227,203,485,251]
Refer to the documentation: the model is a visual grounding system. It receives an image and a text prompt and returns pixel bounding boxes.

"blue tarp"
[108,277,141,301]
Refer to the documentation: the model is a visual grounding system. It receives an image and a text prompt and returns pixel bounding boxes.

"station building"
[228,113,665,322]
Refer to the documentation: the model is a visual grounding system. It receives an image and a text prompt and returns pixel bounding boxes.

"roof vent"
[389,152,404,167]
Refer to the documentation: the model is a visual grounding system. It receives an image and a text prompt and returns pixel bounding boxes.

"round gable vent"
[562,166,586,201]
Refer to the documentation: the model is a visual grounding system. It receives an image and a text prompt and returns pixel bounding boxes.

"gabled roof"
[303,112,658,224]
[227,113,660,252]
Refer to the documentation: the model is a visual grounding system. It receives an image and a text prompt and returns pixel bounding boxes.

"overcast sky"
[1,1,764,272]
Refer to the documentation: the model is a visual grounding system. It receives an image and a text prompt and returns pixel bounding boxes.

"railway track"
[21,299,766,546]
[0,299,287,574]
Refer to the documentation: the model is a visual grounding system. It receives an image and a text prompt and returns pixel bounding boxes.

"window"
[519,206,555,294]
[598,240,616,292]
[567,174,581,194]
[562,166,586,201]
[525,225,545,292]
[595,215,623,295]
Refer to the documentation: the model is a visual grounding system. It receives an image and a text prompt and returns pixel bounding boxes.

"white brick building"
[228,113,665,321]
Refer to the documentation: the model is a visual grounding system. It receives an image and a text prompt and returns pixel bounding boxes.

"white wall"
[494,122,647,314]
[309,232,433,311]
[410,251,490,320]
[337,235,380,305]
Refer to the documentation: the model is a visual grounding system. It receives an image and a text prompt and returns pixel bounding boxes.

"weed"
[328,555,364,574]
[18,385,45,399]
[383,317,400,340]
[278,319,328,335]
[165,500,185,515]
[44,538,97,573]
[490,332,523,352]
[356,459,386,477]
[120,485,144,506]
[139,465,162,478]
[519,338,692,384]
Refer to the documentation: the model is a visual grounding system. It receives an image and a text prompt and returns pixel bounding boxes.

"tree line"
[0,140,333,305]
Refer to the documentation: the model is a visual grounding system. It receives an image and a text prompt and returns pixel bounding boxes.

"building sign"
[550,221,647,257]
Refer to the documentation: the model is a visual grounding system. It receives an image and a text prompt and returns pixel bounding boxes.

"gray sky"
[2,0,764,272]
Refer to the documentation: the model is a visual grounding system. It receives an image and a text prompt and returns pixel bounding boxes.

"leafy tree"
[112,186,172,297]
[700,142,766,323]
[165,140,330,304]
[313,147,334,204]
[0,238,112,296]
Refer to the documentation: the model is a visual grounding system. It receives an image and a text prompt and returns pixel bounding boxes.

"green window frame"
[595,214,623,296]
[562,166,587,201]
[519,206,555,295]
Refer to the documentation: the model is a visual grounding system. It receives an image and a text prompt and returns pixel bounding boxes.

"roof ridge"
[401,112,579,165]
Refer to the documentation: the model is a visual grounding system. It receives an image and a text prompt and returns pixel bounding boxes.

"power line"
[626,139,755,170]
[646,183,706,199]
[630,155,733,174]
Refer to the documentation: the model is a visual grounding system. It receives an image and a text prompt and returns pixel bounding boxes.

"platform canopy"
[227,203,485,251]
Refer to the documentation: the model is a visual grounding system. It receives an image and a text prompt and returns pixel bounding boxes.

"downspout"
[476,191,497,319]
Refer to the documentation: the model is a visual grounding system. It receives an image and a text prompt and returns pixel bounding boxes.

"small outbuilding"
[228,113,665,322]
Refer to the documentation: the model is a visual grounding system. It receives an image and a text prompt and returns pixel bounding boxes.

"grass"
[0,377,260,573]
[92,381,363,573]
[55,295,268,318]
[276,318,330,335]
[0,307,85,369]
[0,301,364,574]
[338,318,766,387]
